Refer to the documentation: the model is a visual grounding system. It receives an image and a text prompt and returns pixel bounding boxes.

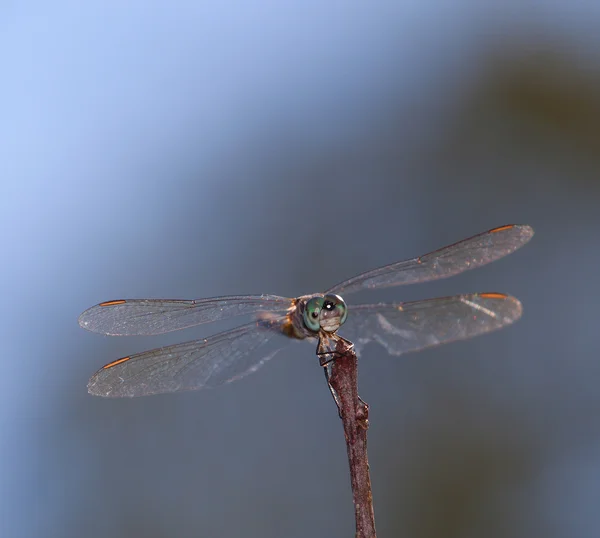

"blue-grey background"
[2,2,600,537]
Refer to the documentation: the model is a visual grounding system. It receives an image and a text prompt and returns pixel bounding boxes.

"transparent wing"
[88,319,294,397]
[327,224,534,296]
[340,293,522,356]
[79,294,292,336]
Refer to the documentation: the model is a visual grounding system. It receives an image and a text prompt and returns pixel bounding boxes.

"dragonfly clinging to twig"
[79,224,533,397]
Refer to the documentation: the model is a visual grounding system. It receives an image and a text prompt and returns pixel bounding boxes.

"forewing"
[327,225,533,295]
[88,319,292,397]
[340,293,522,356]
[79,294,292,335]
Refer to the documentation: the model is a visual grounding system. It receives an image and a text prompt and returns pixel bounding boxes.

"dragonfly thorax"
[303,294,348,334]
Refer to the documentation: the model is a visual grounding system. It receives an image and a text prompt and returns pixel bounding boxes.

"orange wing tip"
[490,224,515,233]
[103,356,130,369]
[99,300,127,307]
[479,292,509,299]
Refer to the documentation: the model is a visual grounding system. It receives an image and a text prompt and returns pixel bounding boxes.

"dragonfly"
[80,224,533,398]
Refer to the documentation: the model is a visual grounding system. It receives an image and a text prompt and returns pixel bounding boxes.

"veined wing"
[340,293,522,356]
[88,319,292,397]
[327,225,533,296]
[79,294,292,336]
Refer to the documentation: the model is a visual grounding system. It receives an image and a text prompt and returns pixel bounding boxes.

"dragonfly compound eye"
[303,296,325,332]
[319,294,348,333]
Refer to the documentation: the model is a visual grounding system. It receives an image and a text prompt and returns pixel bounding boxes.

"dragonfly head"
[303,294,348,334]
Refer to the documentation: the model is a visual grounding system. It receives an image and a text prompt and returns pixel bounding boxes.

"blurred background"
[2,2,600,537]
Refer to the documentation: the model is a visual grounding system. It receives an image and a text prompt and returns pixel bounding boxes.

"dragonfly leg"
[323,363,343,418]
[317,333,355,367]
[318,351,339,367]
[336,334,355,351]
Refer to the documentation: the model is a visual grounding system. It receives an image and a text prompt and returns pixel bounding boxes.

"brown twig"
[325,338,376,538]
